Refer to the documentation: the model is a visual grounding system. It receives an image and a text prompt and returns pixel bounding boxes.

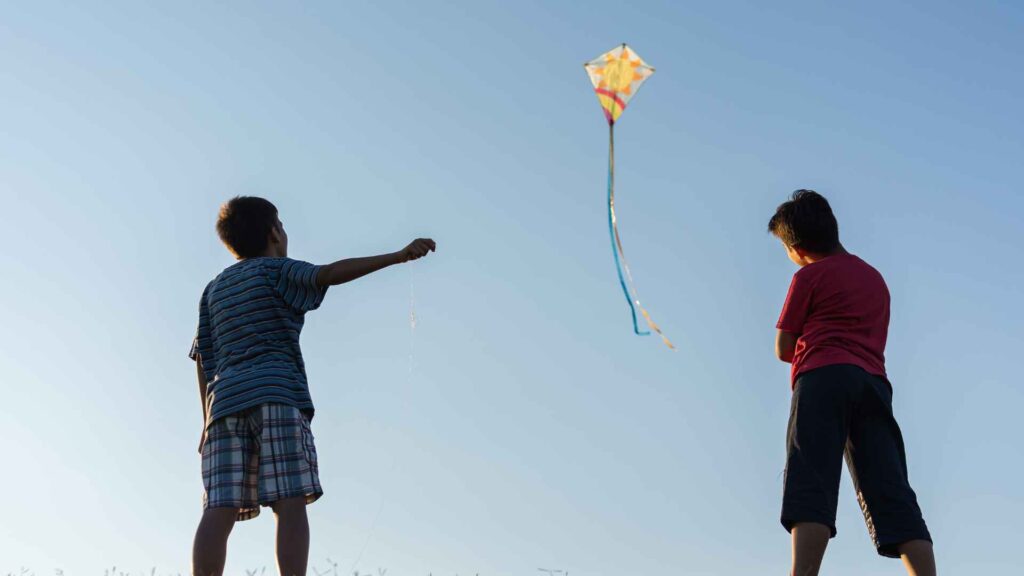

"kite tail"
[607,123,645,335]
[607,123,676,349]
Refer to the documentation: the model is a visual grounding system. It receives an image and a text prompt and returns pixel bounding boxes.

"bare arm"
[316,238,435,287]
[776,330,798,363]
[196,358,208,453]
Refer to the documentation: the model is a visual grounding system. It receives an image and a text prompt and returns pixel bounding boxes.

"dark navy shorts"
[781,364,932,558]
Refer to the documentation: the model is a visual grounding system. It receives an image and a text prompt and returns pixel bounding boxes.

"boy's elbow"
[775,330,798,363]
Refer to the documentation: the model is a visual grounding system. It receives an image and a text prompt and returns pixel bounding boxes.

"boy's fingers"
[406,238,434,259]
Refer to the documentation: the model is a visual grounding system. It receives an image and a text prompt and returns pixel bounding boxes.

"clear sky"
[1,1,1022,574]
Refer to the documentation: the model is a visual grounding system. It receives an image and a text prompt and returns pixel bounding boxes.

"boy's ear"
[268,225,282,245]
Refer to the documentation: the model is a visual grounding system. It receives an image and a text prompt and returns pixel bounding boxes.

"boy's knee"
[201,507,239,526]
[270,496,308,517]
[897,538,934,555]
[196,507,238,542]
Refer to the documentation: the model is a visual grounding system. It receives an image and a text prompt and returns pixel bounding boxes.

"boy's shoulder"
[203,257,322,307]
[203,258,268,299]
[798,253,880,277]
[795,254,887,297]
[209,257,291,284]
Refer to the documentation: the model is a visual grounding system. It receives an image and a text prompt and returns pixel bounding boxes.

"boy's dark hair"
[768,189,840,253]
[216,196,279,259]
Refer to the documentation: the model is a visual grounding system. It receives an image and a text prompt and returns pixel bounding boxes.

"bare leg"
[271,496,310,576]
[192,508,239,576]
[898,539,936,576]
[791,522,831,576]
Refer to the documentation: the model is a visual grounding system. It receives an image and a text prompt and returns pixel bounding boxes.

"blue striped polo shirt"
[189,257,328,428]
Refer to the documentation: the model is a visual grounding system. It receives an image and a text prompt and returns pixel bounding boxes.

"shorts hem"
[781,515,838,538]
[876,532,933,558]
[257,489,324,508]
[201,501,263,522]
[204,490,323,522]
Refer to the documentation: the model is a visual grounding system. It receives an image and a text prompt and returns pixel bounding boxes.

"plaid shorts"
[201,403,323,521]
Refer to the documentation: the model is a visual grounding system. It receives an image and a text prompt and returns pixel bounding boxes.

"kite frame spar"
[586,43,673,349]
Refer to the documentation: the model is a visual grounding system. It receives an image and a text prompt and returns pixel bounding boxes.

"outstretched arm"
[315,238,435,287]
[776,329,798,363]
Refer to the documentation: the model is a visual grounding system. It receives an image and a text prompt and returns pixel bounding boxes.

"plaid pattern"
[201,403,322,521]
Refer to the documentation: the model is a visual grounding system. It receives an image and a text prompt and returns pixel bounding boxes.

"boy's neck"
[238,247,286,262]
[804,244,848,264]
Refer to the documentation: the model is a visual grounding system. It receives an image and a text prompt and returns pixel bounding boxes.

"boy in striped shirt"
[190,196,435,576]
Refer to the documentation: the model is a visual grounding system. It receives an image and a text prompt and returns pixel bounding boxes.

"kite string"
[349,264,417,573]
[409,262,416,375]
[348,497,384,573]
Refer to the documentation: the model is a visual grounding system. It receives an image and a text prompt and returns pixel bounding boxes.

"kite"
[584,43,674,349]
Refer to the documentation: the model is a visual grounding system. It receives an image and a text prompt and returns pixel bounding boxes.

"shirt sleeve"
[272,258,328,312]
[188,287,217,381]
[776,271,813,333]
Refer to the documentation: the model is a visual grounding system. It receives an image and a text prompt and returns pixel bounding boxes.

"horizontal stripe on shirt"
[190,257,327,427]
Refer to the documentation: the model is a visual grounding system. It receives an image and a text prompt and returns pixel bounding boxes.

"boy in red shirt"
[769,190,935,576]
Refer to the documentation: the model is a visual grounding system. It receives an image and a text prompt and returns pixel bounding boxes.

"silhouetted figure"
[768,190,935,576]
[190,196,435,576]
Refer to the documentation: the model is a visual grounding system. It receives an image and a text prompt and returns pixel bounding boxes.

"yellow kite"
[584,44,673,349]
[585,43,655,124]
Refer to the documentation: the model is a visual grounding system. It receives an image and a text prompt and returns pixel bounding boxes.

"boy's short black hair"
[216,196,279,259]
[768,190,840,253]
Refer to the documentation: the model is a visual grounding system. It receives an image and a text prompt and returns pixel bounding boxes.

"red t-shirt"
[777,253,889,387]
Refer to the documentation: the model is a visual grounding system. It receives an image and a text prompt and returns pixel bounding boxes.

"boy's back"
[189,196,435,576]
[190,257,326,427]
[777,253,889,385]
[768,190,934,575]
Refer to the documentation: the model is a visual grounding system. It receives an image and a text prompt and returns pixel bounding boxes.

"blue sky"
[1,1,1022,574]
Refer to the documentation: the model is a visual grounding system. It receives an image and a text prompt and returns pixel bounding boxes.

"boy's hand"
[399,238,436,262]
[317,239,436,287]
